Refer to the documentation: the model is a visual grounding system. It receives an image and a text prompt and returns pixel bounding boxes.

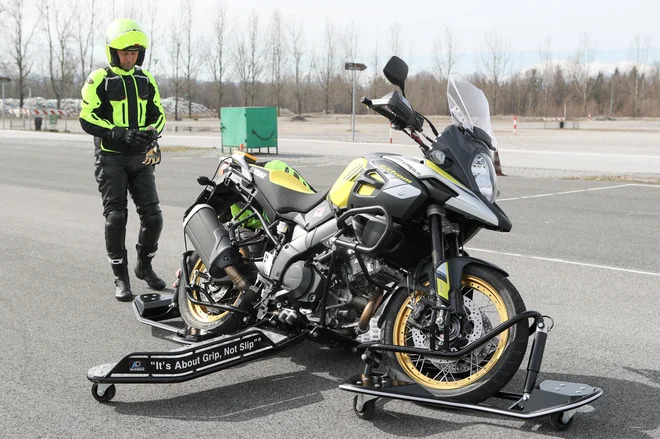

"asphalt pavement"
[1,132,660,438]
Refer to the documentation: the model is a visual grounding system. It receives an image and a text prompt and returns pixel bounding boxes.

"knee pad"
[106,210,128,227]
[142,212,163,231]
[138,212,163,248]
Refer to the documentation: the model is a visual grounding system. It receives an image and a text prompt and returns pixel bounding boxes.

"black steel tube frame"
[237,191,279,245]
[363,310,542,360]
[334,206,393,254]
[319,247,339,328]
[179,250,251,316]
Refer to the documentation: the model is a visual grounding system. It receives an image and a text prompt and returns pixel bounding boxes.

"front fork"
[427,204,464,351]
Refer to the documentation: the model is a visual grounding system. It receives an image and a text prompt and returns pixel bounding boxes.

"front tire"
[383,264,528,404]
[178,253,256,334]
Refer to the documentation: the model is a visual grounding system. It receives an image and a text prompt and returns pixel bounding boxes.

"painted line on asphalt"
[499,148,660,160]
[466,247,660,277]
[498,184,634,201]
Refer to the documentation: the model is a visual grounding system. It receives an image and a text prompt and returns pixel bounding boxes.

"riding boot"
[110,252,133,301]
[135,243,166,290]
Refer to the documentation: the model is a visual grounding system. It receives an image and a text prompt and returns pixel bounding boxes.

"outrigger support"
[340,312,603,431]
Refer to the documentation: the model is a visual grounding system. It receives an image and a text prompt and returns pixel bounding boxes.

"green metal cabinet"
[220,107,278,154]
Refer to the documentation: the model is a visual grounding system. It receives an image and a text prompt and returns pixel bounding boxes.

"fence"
[7,108,69,131]
[542,118,580,130]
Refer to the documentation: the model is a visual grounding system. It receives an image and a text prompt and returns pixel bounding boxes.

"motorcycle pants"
[95,154,163,261]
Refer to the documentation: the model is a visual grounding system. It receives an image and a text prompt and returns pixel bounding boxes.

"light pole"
[0,76,11,130]
[344,62,367,142]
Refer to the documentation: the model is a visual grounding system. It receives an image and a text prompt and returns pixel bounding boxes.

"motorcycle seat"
[252,169,328,214]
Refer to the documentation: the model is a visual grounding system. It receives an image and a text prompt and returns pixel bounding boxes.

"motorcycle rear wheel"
[178,253,255,334]
[383,265,528,403]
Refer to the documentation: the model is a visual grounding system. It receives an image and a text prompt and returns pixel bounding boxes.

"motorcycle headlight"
[471,152,497,202]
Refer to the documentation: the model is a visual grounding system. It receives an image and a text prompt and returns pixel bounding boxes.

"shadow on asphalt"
[111,342,362,422]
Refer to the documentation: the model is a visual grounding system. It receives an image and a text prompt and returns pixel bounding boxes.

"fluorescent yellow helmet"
[105,18,149,68]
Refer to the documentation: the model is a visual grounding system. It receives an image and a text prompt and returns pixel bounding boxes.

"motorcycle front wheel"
[178,252,256,334]
[383,264,528,404]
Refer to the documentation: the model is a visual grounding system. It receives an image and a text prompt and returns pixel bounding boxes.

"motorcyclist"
[79,18,166,301]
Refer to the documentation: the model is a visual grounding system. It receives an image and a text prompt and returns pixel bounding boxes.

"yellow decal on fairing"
[328,158,367,208]
[436,261,450,300]
[357,184,376,196]
[378,164,412,183]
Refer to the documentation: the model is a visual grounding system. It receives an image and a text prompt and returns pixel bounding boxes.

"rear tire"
[383,264,528,404]
[178,252,256,334]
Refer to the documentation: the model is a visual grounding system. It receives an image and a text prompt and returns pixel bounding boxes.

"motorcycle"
[175,56,527,404]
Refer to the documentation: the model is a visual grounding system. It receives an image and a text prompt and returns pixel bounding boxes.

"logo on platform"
[130,361,145,372]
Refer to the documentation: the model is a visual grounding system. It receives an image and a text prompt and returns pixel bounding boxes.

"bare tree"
[570,33,597,116]
[144,0,159,71]
[388,22,404,58]
[123,0,144,22]
[287,19,306,115]
[371,38,380,78]
[627,34,650,117]
[43,0,75,109]
[180,1,200,118]
[269,10,287,115]
[206,3,229,116]
[316,20,336,113]
[248,11,265,106]
[167,15,184,120]
[433,26,458,81]
[478,30,511,114]
[73,0,97,84]
[539,37,554,117]
[2,0,40,108]
[341,22,359,100]
[232,25,249,106]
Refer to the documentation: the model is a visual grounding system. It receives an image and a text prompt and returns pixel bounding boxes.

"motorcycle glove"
[143,142,161,166]
[136,129,160,146]
[106,127,141,146]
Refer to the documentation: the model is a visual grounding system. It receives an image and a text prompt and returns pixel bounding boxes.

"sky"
[150,0,660,76]
[6,0,660,79]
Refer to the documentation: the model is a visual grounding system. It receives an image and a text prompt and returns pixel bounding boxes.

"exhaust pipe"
[183,204,247,289]
[358,288,384,333]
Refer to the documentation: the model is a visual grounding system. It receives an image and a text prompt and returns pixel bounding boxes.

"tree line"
[0,0,657,119]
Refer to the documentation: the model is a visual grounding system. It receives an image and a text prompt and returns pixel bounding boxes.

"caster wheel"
[353,395,376,420]
[91,383,116,403]
[548,411,574,431]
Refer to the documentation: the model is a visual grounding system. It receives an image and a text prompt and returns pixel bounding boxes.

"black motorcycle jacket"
[80,65,166,155]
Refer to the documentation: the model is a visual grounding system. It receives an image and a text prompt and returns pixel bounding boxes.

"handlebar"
[361,95,431,155]
[360,96,404,127]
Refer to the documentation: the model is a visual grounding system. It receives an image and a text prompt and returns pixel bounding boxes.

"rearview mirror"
[383,56,409,96]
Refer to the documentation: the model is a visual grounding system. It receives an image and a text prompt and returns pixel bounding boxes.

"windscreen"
[447,73,496,147]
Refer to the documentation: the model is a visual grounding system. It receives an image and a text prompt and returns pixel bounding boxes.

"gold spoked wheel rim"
[393,275,509,390]
[187,259,241,323]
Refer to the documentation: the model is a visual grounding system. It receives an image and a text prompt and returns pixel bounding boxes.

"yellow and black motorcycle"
[176,56,527,405]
